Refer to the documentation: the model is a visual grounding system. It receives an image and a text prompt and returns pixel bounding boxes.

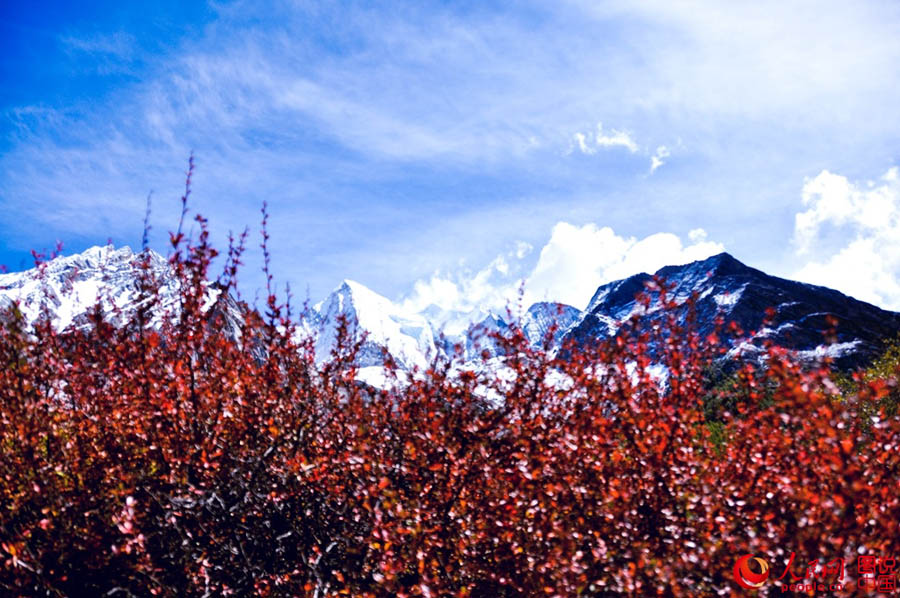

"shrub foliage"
[1,210,899,597]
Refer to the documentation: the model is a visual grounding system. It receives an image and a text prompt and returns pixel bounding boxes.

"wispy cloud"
[649,145,670,174]
[60,31,136,58]
[570,122,639,155]
[57,31,139,76]
[2,1,900,302]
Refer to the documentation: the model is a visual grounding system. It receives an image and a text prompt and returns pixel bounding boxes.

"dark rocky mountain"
[564,252,900,370]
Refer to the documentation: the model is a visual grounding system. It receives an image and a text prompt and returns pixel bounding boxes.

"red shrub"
[1,208,898,597]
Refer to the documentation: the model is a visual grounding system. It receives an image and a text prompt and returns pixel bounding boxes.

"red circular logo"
[734,554,770,589]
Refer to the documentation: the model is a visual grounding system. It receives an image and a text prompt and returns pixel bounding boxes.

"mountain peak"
[314,278,435,370]
[81,243,133,260]
[337,278,367,294]
[693,251,742,270]
[568,250,900,370]
[653,252,753,280]
[325,279,397,316]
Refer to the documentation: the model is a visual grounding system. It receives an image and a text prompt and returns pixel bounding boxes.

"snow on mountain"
[311,280,437,370]
[305,281,585,368]
[421,306,508,361]
[0,244,245,338]
[521,302,581,348]
[459,313,510,360]
[0,245,176,330]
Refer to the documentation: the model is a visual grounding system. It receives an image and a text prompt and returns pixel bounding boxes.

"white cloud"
[404,275,463,314]
[649,145,670,173]
[403,223,725,321]
[401,245,530,320]
[578,0,900,122]
[573,132,594,155]
[403,166,900,322]
[794,239,900,309]
[792,167,900,308]
[571,122,639,155]
[688,227,707,243]
[525,223,724,308]
[595,123,639,153]
[514,241,533,259]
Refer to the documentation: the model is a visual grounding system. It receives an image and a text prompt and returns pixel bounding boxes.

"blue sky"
[3,0,900,312]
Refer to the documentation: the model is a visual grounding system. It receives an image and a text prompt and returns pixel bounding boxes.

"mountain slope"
[565,252,900,370]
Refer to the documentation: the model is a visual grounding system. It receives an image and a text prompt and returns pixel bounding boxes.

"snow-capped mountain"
[3,246,898,373]
[522,302,581,349]
[564,252,900,370]
[310,279,437,370]
[0,245,243,336]
[0,245,176,330]
[305,284,583,368]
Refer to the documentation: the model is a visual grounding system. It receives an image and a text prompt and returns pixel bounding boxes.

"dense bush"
[2,202,899,596]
